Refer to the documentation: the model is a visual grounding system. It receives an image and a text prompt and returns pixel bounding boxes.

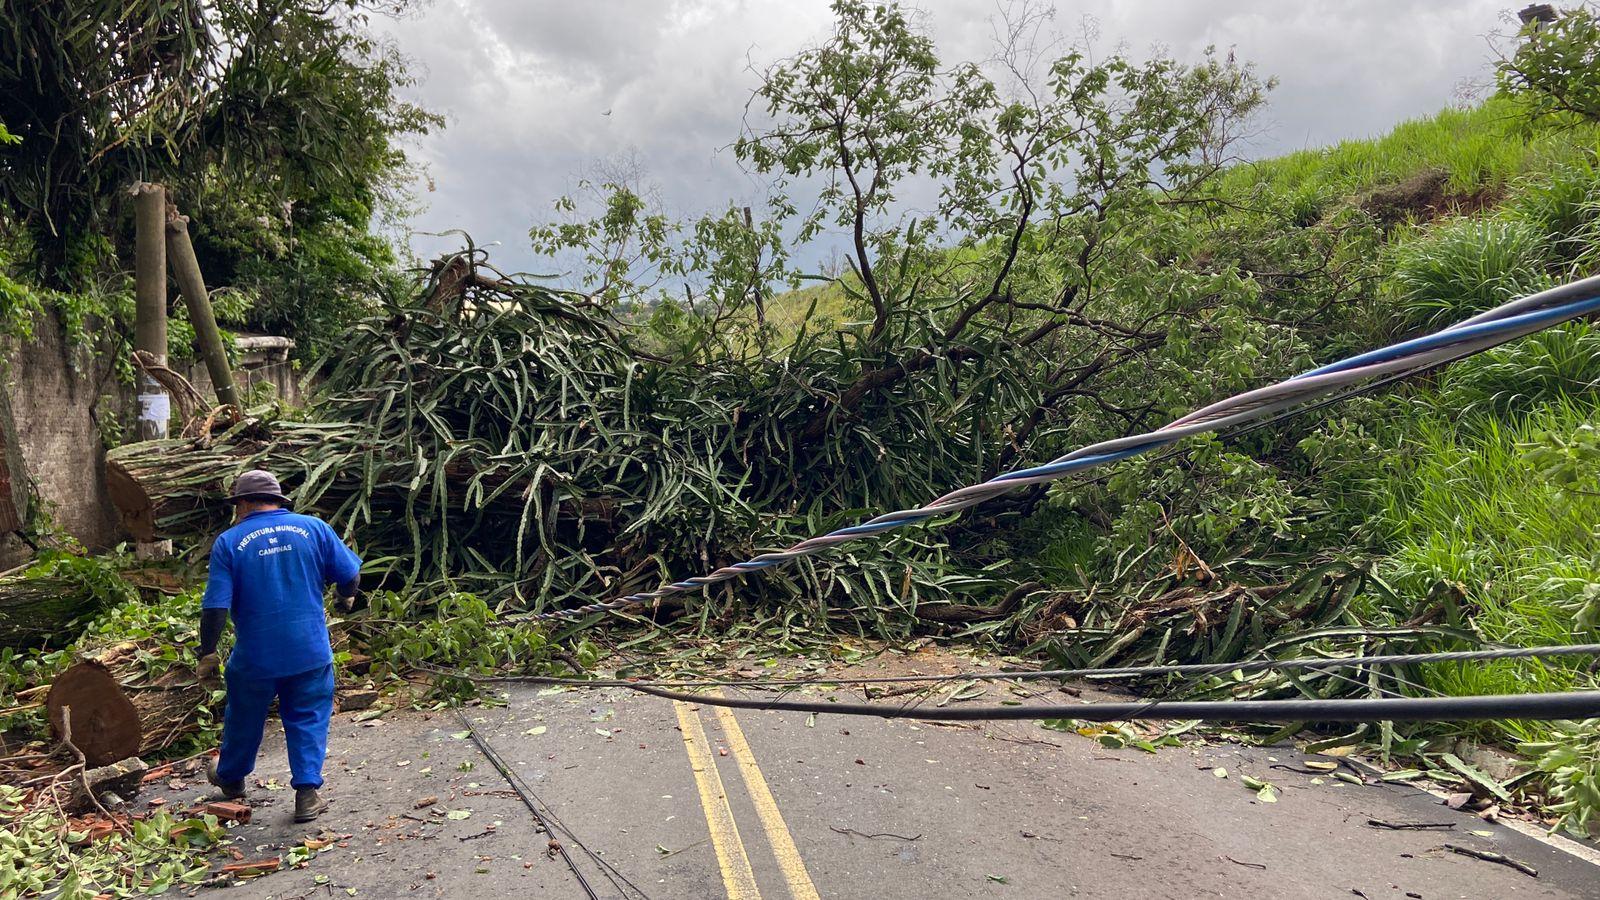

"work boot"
[205,757,246,801]
[294,788,328,823]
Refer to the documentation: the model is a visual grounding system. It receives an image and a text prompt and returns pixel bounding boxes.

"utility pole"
[132,182,168,441]
[166,204,240,409]
[132,182,171,559]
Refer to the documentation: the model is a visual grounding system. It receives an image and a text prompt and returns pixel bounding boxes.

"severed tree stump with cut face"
[46,660,141,768]
[46,646,214,767]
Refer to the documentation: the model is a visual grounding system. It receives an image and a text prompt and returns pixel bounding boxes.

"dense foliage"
[0,0,437,356]
[6,3,1600,871]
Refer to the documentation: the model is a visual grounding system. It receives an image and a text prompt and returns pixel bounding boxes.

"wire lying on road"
[585,684,1600,724]
[422,642,1600,691]
[455,710,651,900]
[504,274,1600,623]
[419,642,1600,724]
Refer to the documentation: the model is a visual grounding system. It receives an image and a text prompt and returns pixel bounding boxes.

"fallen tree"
[103,250,1012,621]
[0,574,109,648]
[0,553,140,649]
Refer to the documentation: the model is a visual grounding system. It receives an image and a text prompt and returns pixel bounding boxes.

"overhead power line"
[503,274,1600,623]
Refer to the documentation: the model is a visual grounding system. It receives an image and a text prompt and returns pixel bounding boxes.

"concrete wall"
[2,314,301,557]
[186,335,304,407]
[2,315,123,555]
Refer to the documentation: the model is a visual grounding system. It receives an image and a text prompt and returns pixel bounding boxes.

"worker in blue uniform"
[196,469,362,822]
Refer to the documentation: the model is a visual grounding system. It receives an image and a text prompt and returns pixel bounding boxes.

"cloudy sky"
[374,0,1516,275]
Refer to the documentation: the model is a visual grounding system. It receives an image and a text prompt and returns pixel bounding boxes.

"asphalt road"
[147,651,1600,900]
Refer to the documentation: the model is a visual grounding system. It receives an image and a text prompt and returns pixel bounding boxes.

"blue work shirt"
[202,508,361,679]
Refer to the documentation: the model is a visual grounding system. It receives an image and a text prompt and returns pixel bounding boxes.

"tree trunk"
[0,574,108,648]
[48,645,212,766]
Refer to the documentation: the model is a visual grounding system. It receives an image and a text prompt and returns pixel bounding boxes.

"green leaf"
[1437,753,1512,802]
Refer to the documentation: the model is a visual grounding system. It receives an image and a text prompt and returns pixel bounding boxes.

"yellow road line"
[712,693,822,900]
[674,700,762,899]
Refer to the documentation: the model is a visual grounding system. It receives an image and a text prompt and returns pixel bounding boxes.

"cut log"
[47,661,141,767]
[90,641,212,758]
[104,459,158,543]
[47,645,215,766]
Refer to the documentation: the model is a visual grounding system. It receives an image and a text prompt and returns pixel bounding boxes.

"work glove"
[195,652,222,683]
[335,588,365,615]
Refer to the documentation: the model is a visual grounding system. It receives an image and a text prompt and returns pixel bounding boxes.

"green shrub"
[362,591,586,696]
[1520,719,1600,837]
[1508,150,1600,265]
[1388,215,1552,332]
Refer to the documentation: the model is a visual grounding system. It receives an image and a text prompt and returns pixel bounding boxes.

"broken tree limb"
[165,206,239,408]
[1438,843,1539,877]
[68,755,148,813]
[0,571,110,648]
[912,581,1043,623]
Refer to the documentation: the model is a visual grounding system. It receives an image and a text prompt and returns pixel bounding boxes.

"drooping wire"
[422,642,1600,690]
[524,679,1600,723]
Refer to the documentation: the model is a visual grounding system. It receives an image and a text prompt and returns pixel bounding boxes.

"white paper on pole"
[137,392,171,425]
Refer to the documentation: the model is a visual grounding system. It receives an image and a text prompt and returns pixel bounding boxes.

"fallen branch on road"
[1436,843,1538,877]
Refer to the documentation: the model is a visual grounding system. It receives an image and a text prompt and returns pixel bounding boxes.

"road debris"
[1365,819,1456,831]
[1436,843,1538,877]
[829,826,922,841]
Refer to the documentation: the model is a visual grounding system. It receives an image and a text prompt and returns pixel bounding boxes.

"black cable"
[476,730,653,900]
[622,684,1600,723]
[456,710,652,900]
[416,642,1600,690]
[456,711,599,900]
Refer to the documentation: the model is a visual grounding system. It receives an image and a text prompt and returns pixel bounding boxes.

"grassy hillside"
[755,98,1600,777]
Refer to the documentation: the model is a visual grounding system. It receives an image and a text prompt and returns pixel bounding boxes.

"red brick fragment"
[71,820,119,843]
[140,764,175,783]
[218,857,280,877]
[192,800,252,823]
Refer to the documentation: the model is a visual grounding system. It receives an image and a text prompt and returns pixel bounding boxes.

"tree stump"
[46,661,141,767]
[47,645,214,766]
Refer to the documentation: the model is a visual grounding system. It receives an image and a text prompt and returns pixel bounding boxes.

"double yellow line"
[673,692,820,899]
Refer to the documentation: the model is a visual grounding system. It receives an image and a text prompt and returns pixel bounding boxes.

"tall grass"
[1432,323,1600,419]
[1509,149,1600,268]
[1388,215,1553,331]
[1367,398,1600,743]
[1220,98,1600,216]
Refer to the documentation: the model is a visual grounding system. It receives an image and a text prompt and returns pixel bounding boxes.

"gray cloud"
[376,0,1511,275]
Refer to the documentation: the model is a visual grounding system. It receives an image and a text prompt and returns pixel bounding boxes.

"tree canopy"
[0,0,437,353]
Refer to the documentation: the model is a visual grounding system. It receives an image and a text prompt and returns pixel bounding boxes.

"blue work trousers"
[217,663,334,790]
